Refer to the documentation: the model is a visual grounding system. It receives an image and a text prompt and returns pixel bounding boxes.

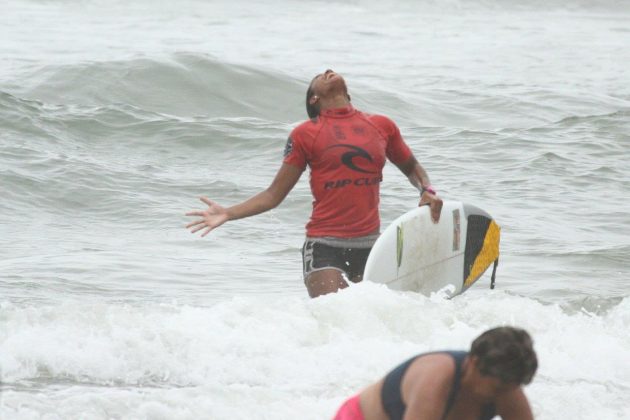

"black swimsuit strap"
[442,351,467,419]
[441,352,496,420]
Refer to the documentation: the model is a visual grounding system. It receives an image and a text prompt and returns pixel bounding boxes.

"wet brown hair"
[470,326,538,385]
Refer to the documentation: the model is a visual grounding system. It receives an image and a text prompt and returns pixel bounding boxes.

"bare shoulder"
[401,353,458,419]
[412,353,457,370]
[403,353,457,391]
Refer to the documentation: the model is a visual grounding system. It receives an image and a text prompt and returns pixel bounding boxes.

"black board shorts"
[301,239,373,281]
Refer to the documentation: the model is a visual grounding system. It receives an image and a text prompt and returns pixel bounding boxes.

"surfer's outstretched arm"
[185,163,303,237]
[394,155,443,223]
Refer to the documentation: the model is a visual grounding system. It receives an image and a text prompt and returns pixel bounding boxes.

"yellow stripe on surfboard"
[464,220,501,287]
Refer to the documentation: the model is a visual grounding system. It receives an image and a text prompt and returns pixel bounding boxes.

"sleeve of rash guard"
[376,115,413,164]
[282,125,308,170]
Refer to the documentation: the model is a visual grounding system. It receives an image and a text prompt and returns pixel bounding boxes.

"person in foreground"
[186,69,443,298]
[335,326,538,420]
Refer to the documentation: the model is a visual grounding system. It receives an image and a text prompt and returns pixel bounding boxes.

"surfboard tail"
[463,208,501,291]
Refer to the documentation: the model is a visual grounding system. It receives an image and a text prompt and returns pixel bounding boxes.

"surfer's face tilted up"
[306,69,351,118]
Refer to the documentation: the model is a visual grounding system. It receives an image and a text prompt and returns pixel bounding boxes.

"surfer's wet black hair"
[470,326,538,385]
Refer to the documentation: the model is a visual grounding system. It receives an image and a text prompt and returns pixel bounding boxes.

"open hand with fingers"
[185,197,230,237]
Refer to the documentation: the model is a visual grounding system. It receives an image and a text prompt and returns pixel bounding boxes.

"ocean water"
[1,0,629,419]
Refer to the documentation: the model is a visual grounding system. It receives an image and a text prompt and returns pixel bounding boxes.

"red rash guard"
[283,105,412,238]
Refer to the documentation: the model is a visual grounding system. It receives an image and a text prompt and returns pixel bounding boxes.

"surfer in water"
[333,326,538,420]
[186,69,443,297]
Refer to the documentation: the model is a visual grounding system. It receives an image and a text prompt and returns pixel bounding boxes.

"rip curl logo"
[283,136,293,157]
[327,144,376,174]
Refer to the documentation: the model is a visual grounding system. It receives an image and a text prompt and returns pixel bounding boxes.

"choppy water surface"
[1,1,629,419]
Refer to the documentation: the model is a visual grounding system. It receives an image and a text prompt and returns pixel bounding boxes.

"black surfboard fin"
[490,258,499,289]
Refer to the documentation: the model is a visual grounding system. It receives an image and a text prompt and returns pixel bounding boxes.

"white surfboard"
[363,201,500,297]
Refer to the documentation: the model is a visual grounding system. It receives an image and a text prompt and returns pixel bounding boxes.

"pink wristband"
[422,185,436,195]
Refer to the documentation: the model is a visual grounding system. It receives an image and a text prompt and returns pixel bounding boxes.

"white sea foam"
[2,286,629,419]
